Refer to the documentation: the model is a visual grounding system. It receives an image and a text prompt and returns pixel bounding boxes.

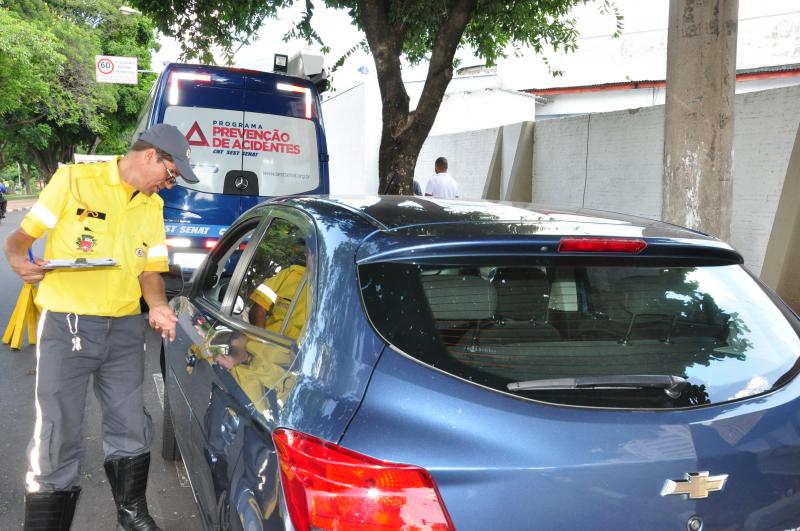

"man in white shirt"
[425,157,459,199]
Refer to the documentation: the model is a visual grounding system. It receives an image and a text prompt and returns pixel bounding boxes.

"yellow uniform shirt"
[249,265,308,340]
[21,159,169,316]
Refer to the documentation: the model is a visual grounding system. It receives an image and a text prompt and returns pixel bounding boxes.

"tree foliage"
[0,0,159,182]
[134,0,622,194]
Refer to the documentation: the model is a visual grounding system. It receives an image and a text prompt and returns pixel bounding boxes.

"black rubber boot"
[24,487,81,531]
[104,453,162,531]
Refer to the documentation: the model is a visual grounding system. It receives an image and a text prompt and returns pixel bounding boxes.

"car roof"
[281,195,719,241]
[269,196,742,264]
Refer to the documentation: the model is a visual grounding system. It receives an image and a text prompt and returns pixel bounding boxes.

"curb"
[5,205,32,214]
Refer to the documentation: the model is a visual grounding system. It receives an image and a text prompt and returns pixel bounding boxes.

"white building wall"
[321,80,382,194]
[537,88,666,118]
[536,75,800,118]
[426,90,536,136]
[323,81,536,194]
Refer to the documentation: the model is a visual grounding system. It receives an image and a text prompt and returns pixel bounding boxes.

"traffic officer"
[4,124,199,531]
[248,237,309,339]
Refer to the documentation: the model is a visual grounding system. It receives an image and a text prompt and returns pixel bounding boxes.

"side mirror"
[163,264,185,298]
[207,329,233,358]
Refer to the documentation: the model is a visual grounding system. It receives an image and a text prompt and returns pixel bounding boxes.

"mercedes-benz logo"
[234,176,249,190]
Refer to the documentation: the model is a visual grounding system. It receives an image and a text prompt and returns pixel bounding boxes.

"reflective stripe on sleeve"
[147,244,168,259]
[256,283,278,304]
[30,203,58,229]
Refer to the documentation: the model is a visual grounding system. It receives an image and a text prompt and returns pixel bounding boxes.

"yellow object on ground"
[3,283,40,350]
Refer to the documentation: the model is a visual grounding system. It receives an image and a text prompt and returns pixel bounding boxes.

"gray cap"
[138,124,199,183]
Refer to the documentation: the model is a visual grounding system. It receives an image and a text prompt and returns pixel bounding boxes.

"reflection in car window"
[359,262,800,409]
[214,331,296,412]
[233,218,310,339]
[213,218,310,413]
[197,229,254,308]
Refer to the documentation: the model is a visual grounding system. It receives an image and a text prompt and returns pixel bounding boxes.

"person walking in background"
[425,156,459,199]
[0,180,7,219]
[4,124,198,531]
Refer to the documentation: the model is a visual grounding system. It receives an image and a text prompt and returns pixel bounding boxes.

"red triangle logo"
[185,122,209,147]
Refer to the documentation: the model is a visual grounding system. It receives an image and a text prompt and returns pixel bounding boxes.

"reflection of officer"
[249,239,309,340]
[4,124,199,531]
[215,333,295,409]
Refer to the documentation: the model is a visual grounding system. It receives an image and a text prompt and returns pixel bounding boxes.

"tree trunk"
[30,144,74,183]
[361,0,477,195]
[21,163,33,195]
[377,128,426,194]
[89,135,102,155]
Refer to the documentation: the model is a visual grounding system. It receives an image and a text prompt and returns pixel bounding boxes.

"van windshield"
[359,261,800,409]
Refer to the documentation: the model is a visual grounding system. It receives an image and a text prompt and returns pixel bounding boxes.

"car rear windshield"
[359,260,800,409]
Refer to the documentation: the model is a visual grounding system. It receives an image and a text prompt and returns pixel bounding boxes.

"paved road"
[0,208,201,530]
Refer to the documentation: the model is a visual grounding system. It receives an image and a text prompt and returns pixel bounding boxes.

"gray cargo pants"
[26,310,153,492]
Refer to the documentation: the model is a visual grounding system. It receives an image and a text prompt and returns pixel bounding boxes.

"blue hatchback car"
[162,196,800,531]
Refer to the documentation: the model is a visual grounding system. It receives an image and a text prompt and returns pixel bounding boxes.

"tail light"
[203,239,218,249]
[277,83,313,118]
[558,237,647,254]
[166,237,191,248]
[168,71,212,105]
[273,429,455,531]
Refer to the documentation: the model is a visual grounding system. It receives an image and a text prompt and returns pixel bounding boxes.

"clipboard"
[42,258,118,269]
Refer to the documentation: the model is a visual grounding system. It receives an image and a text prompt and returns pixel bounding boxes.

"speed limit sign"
[97,57,115,75]
[95,55,138,84]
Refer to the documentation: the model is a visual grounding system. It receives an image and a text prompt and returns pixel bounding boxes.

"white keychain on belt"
[67,313,82,351]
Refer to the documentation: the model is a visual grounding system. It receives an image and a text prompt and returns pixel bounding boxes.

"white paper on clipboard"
[43,258,118,269]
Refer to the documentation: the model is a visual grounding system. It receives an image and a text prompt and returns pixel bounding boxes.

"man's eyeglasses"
[160,159,179,185]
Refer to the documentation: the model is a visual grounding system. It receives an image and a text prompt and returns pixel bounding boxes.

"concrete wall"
[532,106,666,219]
[761,120,800,312]
[414,128,499,199]
[730,86,800,273]
[325,80,799,276]
[414,85,799,275]
[534,85,800,273]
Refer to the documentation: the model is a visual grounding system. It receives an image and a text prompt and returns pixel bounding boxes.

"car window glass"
[197,229,254,309]
[233,218,310,341]
[210,329,296,415]
[359,262,800,409]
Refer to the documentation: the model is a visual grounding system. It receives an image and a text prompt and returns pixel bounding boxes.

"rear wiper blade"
[507,374,688,398]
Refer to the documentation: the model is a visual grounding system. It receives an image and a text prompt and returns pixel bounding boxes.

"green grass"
[6,193,39,200]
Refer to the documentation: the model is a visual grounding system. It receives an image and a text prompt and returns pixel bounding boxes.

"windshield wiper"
[507,374,689,398]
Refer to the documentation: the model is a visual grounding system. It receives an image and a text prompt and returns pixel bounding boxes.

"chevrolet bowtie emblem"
[660,471,728,499]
